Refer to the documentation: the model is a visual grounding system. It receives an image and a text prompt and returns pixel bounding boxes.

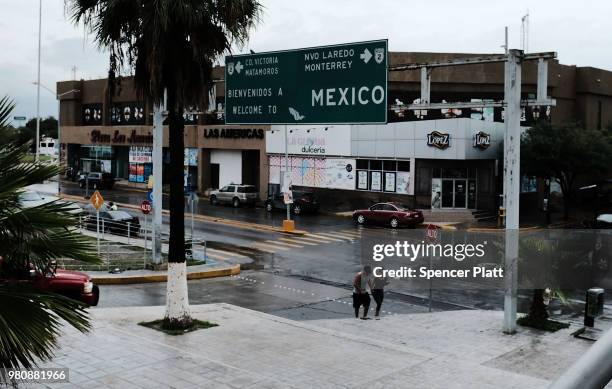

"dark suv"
[265,191,319,215]
[78,172,115,190]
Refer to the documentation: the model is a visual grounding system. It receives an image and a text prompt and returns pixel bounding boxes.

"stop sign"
[140,200,152,215]
[426,224,439,242]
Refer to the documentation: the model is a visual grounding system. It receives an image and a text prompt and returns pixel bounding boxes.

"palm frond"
[0,95,16,129]
[0,284,90,370]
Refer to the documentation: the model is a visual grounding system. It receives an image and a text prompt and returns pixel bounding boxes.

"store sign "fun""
[473,131,491,149]
[427,131,450,149]
[90,129,153,144]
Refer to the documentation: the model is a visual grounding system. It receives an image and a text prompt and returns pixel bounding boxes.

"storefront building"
[266,119,507,210]
[58,51,612,208]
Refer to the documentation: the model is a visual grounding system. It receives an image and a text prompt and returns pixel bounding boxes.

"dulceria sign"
[90,129,153,144]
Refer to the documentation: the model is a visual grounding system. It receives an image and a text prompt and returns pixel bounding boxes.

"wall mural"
[268,155,356,190]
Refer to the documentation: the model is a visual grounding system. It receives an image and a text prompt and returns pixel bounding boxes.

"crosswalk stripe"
[250,245,276,253]
[332,232,359,240]
[339,230,362,237]
[252,242,288,251]
[304,233,345,242]
[266,239,303,248]
[206,247,243,258]
[278,237,318,246]
[287,235,327,244]
[206,253,233,261]
[205,252,231,260]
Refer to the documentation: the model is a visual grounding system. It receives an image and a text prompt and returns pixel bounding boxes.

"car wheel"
[390,218,399,228]
[265,202,273,212]
[356,214,366,225]
[232,197,240,208]
[91,285,100,306]
[293,204,302,215]
[210,195,218,205]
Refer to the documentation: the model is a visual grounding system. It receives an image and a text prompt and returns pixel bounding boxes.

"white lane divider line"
[267,239,304,248]
[278,237,319,246]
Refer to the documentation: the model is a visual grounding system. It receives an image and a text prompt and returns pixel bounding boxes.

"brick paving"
[22,304,598,388]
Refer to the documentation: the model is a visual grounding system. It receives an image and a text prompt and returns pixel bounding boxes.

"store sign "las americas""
[225,40,388,125]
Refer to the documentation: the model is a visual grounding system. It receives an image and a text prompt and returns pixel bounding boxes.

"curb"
[91,264,240,285]
[466,226,541,233]
[61,194,307,236]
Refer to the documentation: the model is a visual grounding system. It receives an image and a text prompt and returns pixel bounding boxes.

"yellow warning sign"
[90,190,104,210]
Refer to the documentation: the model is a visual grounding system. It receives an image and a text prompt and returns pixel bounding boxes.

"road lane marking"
[266,239,304,248]
[205,249,234,260]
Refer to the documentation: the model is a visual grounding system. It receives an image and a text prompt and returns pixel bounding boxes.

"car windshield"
[20,191,43,201]
[108,211,132,220]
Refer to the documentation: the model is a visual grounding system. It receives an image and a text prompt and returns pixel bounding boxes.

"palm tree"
[0,95,99,373]
[67,0,261,329]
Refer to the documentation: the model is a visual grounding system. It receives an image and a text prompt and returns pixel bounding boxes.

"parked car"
[265,191,319,215]
[78,172,115,190]
[353,202,424,228]
[209,184,259,207]
[84,205,140,237]
[18,190,83,215]
[0,260,99,306]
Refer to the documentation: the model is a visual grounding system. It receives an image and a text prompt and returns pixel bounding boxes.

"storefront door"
[441,179,467,209]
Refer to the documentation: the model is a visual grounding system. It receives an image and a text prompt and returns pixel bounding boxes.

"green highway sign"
[224,40,388,124]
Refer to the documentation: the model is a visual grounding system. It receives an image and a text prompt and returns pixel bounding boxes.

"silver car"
[209,184,259,207]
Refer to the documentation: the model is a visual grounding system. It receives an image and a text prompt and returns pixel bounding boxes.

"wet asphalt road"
[63,182,585,319]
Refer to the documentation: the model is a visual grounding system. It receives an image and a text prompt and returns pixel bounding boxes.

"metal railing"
[549,327,612,388]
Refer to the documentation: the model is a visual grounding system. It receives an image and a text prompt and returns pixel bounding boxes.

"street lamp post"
[35,0,42,162]
[32,82,79,194]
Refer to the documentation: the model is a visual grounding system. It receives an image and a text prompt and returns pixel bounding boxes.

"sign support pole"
[285,124,291,222]
[503,49,522,334]
[96,209,100,256]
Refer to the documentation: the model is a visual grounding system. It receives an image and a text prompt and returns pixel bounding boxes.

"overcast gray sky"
[1,0,611,124]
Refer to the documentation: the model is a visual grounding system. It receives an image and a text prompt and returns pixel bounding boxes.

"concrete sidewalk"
[33,304,598,388]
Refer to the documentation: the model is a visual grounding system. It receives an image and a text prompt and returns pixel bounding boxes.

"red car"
[353,202,424,228]
[2,261,99,306]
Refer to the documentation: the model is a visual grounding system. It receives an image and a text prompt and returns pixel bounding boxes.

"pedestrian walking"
[352,265,373,320]
[372,270,390,320]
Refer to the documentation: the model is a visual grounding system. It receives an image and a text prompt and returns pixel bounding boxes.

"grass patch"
[139,319,217,335]
[517,315,570,332]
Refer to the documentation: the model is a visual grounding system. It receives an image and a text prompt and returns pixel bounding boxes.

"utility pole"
[151,92,166,265]
[502,49,522,334]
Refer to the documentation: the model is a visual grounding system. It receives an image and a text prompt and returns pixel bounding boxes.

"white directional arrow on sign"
[235,61,244,74]
[360,48,372,64]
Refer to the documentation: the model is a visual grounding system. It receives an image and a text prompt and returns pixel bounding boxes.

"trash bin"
[585,287,605,327]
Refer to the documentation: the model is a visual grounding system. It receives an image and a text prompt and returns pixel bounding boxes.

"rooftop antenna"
[521,11,529,53]
[502,26,508,55]
[71,65,77,80]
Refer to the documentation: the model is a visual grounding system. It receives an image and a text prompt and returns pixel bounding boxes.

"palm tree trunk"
[528,288,549,322]
[164,90,191,327]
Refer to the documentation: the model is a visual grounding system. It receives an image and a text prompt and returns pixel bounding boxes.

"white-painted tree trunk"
[165,261,191,322]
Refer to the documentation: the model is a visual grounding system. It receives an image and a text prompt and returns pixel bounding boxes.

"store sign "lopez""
[225,40,388,125]
[427,131,450,149]
[473,131,491,149]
